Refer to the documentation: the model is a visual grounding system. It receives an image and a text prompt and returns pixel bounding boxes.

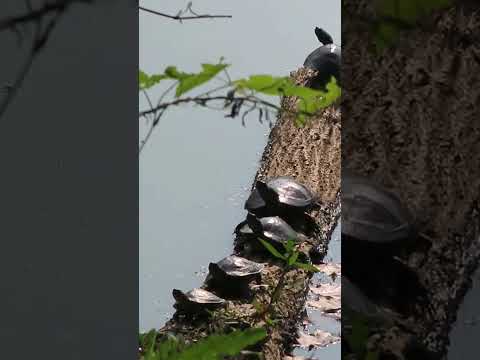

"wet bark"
[156,68,341,360]
[343,0,480,357]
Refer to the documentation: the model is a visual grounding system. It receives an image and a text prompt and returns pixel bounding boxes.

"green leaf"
[293,262,319,273]
[258,238,287,261]
[139,70,167,90]
[365,351,380,360]
[166,63,229,97]
[345,316,370,356]
[175,328,267,360]
[284,239,295,253]
[288,251,300,266]
[234,75,291,95]
[373,0,453,53]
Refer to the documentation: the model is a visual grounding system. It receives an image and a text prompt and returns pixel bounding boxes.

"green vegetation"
[139,60,340,131]
[139,327,267,360]
[372,0,453,51]
[255,238,319,320]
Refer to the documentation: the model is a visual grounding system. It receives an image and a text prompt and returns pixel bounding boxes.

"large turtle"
[206,255,264,298]
[342,170,416,246]
[342,170,432,257]
[303,27,341,89]
[245,176,317,217]
[172,288,225,313]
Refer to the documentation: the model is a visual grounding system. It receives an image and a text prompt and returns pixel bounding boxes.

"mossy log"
[156,68,341,360]
[343,1,480,357]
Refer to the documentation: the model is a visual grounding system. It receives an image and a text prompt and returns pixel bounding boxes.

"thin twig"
[139,95,282,118]
[139,6,231,21]
[0,0,89,32]
[0,2,67,120]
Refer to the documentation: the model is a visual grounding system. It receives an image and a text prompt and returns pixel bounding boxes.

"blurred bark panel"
[343,0,480,356]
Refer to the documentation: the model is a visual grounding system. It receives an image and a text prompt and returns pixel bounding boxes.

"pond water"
[139,0,341,333]
[293,222,341,358]
[448,265,480,359]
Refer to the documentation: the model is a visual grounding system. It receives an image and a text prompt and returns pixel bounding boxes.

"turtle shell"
[303,43,341,88]
[210,255,264,278]
[247,214,298,244]
[172,288,225,311]
[256,176,315,210]
[342,171,415,244]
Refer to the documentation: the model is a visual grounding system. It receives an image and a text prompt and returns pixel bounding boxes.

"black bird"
[314,26,334,45]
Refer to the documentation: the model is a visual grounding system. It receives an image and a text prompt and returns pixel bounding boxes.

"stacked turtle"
[171,176,320,315]
[234,176,319,257]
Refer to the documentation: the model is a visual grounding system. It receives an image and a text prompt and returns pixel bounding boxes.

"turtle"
[303,27,341,89]
[206,255,264,297]
[342,171,433,314]
[172,288,225,313]
[245,176,317,216]
[341,170,433,257]
[247,214,299,245]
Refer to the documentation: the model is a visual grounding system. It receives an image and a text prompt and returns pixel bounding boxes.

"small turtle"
[209,255,264,280]
[245,176,317,216]
[172,288,225,313]
[247,214,299,245]
[206,255,264,297]
[303,27,341,89]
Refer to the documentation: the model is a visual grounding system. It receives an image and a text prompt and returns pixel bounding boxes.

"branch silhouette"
[139,2,231,21]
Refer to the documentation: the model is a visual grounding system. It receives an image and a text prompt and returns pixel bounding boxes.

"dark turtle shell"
[342,171,415,244]
[210,255,264,278]
[253,176,315,211]
[172,288,225,312]
[304,43,341,89]
[247,214,298,244]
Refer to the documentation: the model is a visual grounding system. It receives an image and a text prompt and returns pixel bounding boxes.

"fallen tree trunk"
[156,67,341,360]
[343,0,480,357]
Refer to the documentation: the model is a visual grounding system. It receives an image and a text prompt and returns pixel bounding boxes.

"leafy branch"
[255,238,319,320]
[139,61,341,154]
[140,2,232,22]
[138,327,266,360]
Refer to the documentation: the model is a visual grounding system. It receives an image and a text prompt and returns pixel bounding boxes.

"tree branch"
[139,5,231,21]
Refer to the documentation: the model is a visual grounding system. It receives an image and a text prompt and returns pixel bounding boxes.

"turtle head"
[207,262,222,281]
[172,289,185,302]
[246,213,263,234]
[255,180,279,205]
[314,27,333,45]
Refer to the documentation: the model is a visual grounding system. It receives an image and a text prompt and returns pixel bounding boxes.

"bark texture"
[343,0,480,356]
